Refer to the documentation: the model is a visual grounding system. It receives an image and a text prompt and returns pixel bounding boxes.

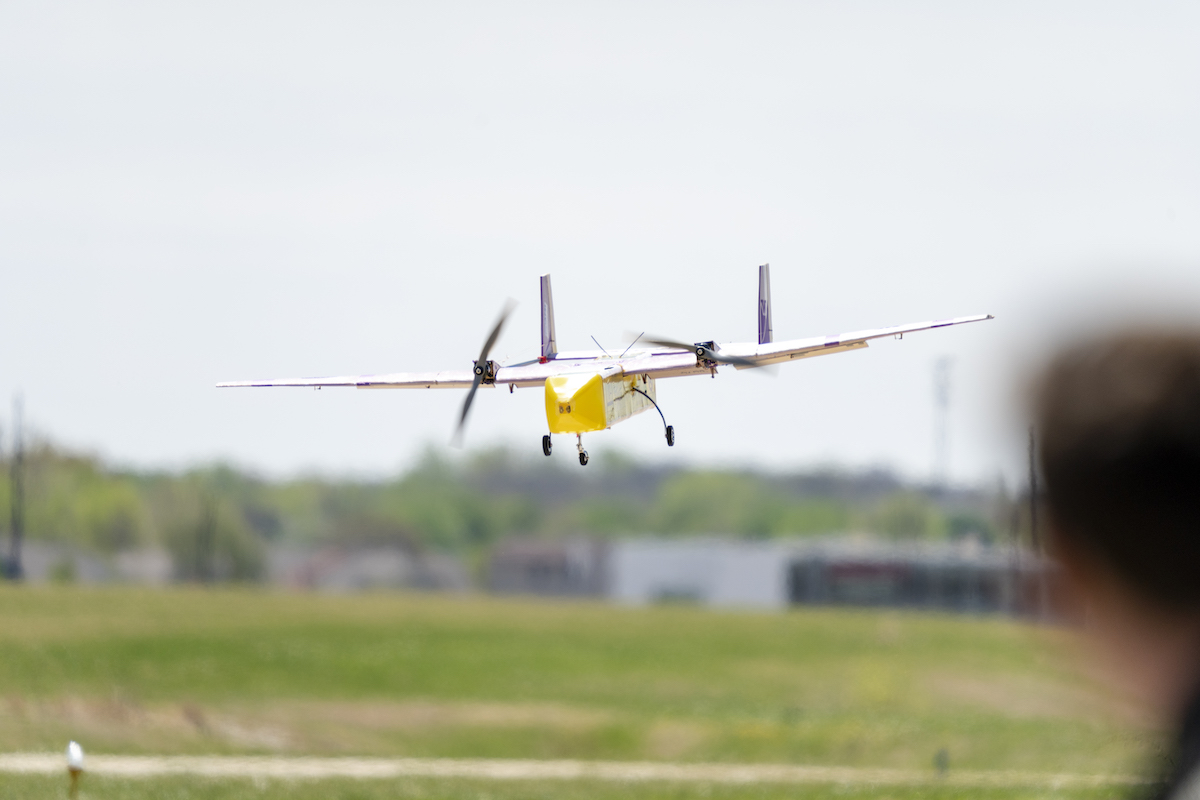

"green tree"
[163,488,264,582]
[870,493,945,540]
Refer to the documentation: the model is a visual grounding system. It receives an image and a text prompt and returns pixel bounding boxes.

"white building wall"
[610,538,790,610]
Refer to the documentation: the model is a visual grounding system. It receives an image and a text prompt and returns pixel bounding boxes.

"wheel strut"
[576,434,589,466]
[631,387,675,447]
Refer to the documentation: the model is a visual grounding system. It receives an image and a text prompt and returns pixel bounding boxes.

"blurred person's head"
[1035,328,1200,718]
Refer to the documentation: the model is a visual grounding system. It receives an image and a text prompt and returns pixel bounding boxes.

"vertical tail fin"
[540,274,558,360]
[757,263,773,345]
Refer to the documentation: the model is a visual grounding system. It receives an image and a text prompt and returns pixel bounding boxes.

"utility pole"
[1027,427,1039,553]
[1028,426,1048,618]
[0,420,5,577]
[7,395,24,580]
[933,358,953,488]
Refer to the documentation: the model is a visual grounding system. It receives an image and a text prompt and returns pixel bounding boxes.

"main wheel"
[542,435,552,456]
[666,425,675,447]
[579,451,589,466]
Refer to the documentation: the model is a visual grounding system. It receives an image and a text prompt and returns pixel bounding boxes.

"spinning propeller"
[452,299,517,447]
[642,337,761,369]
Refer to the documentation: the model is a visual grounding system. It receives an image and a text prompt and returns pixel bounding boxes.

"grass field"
[0,774,1140,800]
[0,586,1160,798]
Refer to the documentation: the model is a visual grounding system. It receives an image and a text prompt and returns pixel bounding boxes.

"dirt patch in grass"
[1,695,291,753]
[0,697,618,756]
[925,671,1149,726]
[271,700,613,731]
[644,720,712,759]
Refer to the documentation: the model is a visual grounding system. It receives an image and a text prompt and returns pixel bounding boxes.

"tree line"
[0,441,1006,582]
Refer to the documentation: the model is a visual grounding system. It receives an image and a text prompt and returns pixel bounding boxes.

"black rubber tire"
[666,425,675,447]
[542,435,552,457]
[579,452,589,466]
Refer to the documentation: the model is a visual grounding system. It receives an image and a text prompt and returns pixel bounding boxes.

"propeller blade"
[709,351,761,369]
[643,337,762,369]
[642,336,694,352]
[476,299,517,364]
[451,372,484,448]
[452,299,517,447]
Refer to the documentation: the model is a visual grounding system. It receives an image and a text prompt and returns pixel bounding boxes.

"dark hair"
[1035,329,1200,610]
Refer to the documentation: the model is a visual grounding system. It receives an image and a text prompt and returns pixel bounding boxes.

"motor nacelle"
[693,341,718,369]
[472,360,499,384]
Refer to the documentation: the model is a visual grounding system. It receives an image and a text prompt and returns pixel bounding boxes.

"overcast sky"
[2,1,1199,485]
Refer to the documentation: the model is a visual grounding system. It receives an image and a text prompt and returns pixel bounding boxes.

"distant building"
[18,543,173,585]
[611,538,789,609]
[609,536,1056,616]
[267,545,470,592]
[784,536,1053,615]
[487,537,608,596]
[20,542,113,583]
[14,541,470,591]
[113,548,172,585]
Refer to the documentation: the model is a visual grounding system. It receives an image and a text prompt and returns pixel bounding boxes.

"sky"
[2,1,1199,486]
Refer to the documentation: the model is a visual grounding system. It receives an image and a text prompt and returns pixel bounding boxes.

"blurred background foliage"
[0,440,1005,581]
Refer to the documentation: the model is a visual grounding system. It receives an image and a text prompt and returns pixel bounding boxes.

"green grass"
[0,586,1160,789]
[0,774,1136,800]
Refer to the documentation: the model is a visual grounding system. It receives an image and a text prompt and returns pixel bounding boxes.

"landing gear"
[579,451,589,466]
[576,433,588,466]
[542,435,552,456]
[630,386,675,449]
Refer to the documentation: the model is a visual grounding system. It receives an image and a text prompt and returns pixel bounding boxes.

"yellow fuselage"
[544,369,656,434]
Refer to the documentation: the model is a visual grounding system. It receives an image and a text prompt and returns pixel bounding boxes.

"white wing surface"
[217,314,992,390]
[217,371,477,389]
[494,352,704,387]
[712,313,994,370]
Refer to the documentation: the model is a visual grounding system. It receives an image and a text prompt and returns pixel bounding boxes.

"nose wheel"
[542,435,552,456]
[576,433,589,466]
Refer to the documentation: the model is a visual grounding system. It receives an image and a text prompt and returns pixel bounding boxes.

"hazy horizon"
[4,1,1199,486]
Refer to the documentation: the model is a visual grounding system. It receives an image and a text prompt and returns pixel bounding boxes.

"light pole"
[6,394,24,580]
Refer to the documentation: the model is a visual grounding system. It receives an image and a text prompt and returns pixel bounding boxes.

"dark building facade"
[786,539,1056,616]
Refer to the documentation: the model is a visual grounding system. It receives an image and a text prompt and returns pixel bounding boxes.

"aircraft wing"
[217,314,992,390]
[493,352,707,386]
[217,371,478,389]
[492,312,994,384]
[716,313,994,368]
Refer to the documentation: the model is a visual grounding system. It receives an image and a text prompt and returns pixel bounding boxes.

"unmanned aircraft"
[218,265,992,465]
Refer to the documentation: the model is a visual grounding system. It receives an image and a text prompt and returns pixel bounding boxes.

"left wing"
[217,371,478,389]
[720,313,994,368]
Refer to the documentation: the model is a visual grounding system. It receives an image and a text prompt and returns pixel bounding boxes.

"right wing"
[217,371,478,389]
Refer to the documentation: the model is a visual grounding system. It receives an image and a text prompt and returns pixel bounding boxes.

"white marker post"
[66,741,84,798]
